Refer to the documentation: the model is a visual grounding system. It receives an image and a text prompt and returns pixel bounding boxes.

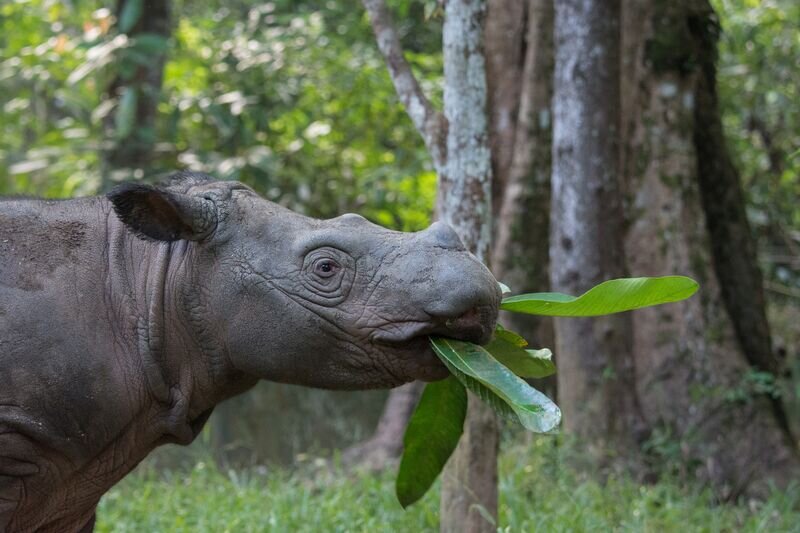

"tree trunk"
[492,0,555,382]
[551,0,647,469]
[341,381,423,470]
[621,0,800,499]
[485,0,525,217]
[438,1,496,532]
[102,0,171,188]
[352,0,555,481]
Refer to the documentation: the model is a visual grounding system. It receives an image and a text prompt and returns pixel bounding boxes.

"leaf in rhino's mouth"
[429,335,561,434]
[393,331,560,509]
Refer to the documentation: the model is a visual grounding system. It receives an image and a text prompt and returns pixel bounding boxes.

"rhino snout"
[426,291,498,344]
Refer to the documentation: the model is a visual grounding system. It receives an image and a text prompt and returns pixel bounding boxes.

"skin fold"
[0,172,500,532]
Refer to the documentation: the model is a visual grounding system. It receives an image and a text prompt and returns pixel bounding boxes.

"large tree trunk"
[621,0,800,498]
[438,2,496,532]
[551,0,648,469]
[102,0,171,188]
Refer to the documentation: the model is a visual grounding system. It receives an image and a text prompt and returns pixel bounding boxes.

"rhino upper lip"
[371,321,439,345]
[371,308,491,346]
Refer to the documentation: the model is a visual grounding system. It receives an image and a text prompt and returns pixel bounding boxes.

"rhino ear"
[107,183,217,242]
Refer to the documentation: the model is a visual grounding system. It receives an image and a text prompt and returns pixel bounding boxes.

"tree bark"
[621,0,800,498]
[485,0,525,216]
[341,381,423,470]
[492,0,554,371]
[551,0,647,469]
[438,2,496,532]
[102,0,171,188]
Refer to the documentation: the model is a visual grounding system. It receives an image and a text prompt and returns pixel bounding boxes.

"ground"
[96,439,799,532]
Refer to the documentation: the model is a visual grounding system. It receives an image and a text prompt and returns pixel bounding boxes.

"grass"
[96,439,800,533]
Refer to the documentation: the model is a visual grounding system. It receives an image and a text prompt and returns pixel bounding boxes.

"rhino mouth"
[370,305,496,382]
[371,305,494,346]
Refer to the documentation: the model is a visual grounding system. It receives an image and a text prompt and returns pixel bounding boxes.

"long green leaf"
[430,337,560,433]
[500,276,698,317]
[396,376,466,508]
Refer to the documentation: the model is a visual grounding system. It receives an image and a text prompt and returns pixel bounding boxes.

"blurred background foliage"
[0,0,440,229]
[0,0,798,474]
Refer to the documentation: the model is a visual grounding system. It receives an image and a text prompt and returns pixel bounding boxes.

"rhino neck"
[110,216,256,445]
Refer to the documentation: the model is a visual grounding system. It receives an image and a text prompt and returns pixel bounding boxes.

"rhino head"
[109,172,500,390]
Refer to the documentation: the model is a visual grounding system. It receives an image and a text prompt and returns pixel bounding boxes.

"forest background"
[0,0,798,530]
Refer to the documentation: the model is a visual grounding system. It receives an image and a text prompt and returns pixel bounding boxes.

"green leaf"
[396,376,466,508]
[430,337,560,433]
[114,88,138,140]
[118,0,143,33]
[500,276,699,317]
[485,335,556,379]
[494,324,527,347]
[497,281,511,295]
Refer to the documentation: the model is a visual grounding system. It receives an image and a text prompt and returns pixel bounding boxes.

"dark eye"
[314,259,340,278]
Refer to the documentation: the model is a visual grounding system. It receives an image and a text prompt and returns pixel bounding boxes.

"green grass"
[97,440,800,533]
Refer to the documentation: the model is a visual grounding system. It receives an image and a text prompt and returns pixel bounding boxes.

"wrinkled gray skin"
[0,172,500,532]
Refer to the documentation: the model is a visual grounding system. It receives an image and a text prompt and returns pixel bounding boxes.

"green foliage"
[398,276,699,507]
[395,376,466,508]
[0,0,441,229]
[0,0,106,197]
[500,276,699,316]
[95,442,800,532]
[713,0,800,291]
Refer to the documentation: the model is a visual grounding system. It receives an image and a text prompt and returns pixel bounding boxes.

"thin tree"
[362,1,497,530]
[348,0,556,474]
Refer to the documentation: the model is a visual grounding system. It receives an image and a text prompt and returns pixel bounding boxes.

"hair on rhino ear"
[107,182,217,242]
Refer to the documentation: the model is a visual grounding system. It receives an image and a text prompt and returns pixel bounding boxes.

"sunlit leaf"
[494,324,527,347]
[395,376,466,508]
[500,276,699,317]
[430,337,560,433]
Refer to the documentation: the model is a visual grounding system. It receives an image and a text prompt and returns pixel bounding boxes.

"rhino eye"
[300,246,353,304]
[314,259,340,278]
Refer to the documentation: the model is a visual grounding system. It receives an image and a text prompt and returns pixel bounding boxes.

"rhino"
[0,172,500,532]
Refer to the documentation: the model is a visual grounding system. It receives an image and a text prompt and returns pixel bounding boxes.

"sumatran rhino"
[0,172,500,532]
